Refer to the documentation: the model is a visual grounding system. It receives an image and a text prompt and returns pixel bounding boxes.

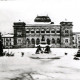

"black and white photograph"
[0,0,80,80]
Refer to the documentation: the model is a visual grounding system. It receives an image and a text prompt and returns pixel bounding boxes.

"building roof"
[60,21,73,26]
[2,34,13,37]
[34,15,51,22]
[25,23,60,27]
[13,22,26,27]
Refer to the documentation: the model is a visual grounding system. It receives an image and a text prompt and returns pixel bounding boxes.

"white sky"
[0,0,80,34]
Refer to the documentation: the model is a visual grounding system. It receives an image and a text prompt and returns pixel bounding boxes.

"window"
[51,29,55,33]
[57,38,60,44]
[51,31,55,33]
[36,31,40,33]
[26,38,30,44]
[41,28,45,33]
[26,31,29,33]
[6,38,9,41]
[65,39,68,43]
[17,31,22,36]
[65,30,68,33]
[52,38,55,44]
[26,29,30,33]
[6,42,8,46]
[31,31,35,33]
[46,28,50,33]
[10,42,11,46]
[72,37,74,40]
[72,42,74,44]
[36,38,40,45]
[41,35,45,41]
[31,28,35,33]
[18,39,21,44]
[46,31,50,33]
[57,30,60,33]
[41,31,45,33]
[36,28,40,33]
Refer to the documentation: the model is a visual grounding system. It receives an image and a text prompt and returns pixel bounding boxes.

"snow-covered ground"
[0,48,80,80]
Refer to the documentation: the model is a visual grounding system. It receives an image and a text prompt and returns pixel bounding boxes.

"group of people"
[2,51,14,57]
[36,44,51,54]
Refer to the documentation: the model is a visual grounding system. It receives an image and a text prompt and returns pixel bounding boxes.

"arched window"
[26,38,30,44]
[47,38,50,45]
[57,38,60,44]
[52,38,55,44]
[31,38,35,44]
[36,38,40,45]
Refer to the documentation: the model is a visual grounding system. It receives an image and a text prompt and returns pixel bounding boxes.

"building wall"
[60,22,73,48]
[76,34,80,48]
[12,21,74,48]
[2,37,14,48]
[13,22,26,47]
[25,25,60,48]
[72,34,77,48]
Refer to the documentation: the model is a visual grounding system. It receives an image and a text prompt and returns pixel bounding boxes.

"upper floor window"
[41,28,45,33]
[31,31,35,33]
[46,31,50,33]
[51,31,55,33]
[46,28,50,33]
[56,30,60,33]
[65,39,68,43]
[65,30,69,33]
[31,28,35,33]
[72,37,74,40]
[26,29,30,33]
[36,28,40,33]
[17,31,22,36]
[51,28,55,33]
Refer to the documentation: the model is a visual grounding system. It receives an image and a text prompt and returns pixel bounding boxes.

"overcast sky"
[0,0,80,34]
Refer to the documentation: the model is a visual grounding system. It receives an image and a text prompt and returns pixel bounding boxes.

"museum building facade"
[13,15,73,48]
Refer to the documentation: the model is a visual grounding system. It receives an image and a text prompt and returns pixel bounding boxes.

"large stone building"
[2,34,14,48]
[72,32,80,48]
[13,15,73,48]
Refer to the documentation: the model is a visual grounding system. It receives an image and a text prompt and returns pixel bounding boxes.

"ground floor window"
[26,38,30,44]
[31,38,35,44]
[36,38,40,45]
[47,38,50,45]
[57,38,60,44]
[52,38,55,44]
[65,39,68,43]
